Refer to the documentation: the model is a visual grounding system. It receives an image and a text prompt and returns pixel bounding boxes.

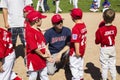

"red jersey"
[70,23,87,57]
[99,20,105,28]
[95,25,117,47]
[0,28,13,59]
[25,27,46,71]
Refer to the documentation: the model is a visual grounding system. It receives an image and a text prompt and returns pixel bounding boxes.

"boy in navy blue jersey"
[44,14,71,76]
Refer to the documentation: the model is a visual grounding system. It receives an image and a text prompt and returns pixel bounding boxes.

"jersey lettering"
[51,36,66,44]
[104,30,114,36]
[81,34,86,46]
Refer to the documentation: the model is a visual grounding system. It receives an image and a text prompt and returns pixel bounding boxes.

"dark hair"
[103,9,115,24]
[53,20,63,25]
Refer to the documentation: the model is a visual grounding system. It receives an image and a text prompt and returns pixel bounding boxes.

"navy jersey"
[44,26,71,54]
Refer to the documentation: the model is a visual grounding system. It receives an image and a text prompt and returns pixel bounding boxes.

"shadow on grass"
[84,62,102,80]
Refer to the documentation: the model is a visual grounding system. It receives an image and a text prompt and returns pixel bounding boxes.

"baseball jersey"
[90,1,98,9]
[69,23,87,57]
[25,27,46,71]
[0,28,13,59]
[99,20,105,28]
[0,0,33,27]
[44,27,71,54]
[95,25,117,47]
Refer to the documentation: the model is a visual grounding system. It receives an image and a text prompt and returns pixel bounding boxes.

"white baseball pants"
[97,0,101,8]
[0,51,18,80]
[55,0,62,13]
[69,52,84,80]
[36,0,45,12]
[28,67,49,80]
[73,0,78,8]
[100,46,116,80]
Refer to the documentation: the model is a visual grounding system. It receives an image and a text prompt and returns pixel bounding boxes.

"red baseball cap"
[70,8,83,19]
[23,5,35,13]
[51,14,63,24]
[26,11,47,22]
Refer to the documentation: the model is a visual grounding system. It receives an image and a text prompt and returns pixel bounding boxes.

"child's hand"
[75,53,82,58]
[0,62,4,73]
[46,57,54,63]
[42,53,50,58]
[55,53,62,63]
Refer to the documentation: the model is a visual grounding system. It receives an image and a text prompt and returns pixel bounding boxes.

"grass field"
[0,0,120,12]
[33,0,120,13]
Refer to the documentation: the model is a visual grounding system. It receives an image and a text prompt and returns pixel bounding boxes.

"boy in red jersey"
[69,8,87,80]
[25,11,53,80]
[23,5,35,28]
[0,28,22,80]
[95,9,117,80]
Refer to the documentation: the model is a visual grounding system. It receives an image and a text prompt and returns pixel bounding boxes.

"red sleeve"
[26,32,38,51]
[99,21,105,28]
[95,29,101,44]
[71,27,80,42]
[0,40,6,58]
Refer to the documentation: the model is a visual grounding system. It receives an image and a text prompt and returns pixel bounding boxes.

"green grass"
[33,0,120,13]
[0,0,120,13]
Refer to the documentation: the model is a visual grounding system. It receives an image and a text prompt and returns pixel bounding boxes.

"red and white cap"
[26,11,47,22]
[51,14,63,24]
[23,5,35,13]
[70,8,83,19]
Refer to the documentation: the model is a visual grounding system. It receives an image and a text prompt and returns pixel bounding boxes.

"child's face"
[23,12,28,18]
[36,19,42,27]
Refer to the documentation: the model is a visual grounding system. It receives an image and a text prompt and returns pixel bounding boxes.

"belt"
[101,45,114,47]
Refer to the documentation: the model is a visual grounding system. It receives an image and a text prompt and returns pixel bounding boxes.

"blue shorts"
[8,27,26,48]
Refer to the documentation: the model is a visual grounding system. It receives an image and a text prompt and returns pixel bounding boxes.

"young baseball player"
[0,28,23,80]
[69,8,87,80]
[89,0,99,12]
[95,9,117,80]
[44,14,71,76]
[102,0,111,12]
[25,11,53,80]
[23,6,48,33]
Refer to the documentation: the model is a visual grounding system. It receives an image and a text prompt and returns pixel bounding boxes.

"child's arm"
[2,8,9,29]
[35,48,54,62]
[34,48,50,59]
[95,29,101,44]
[0,59,4,72]
[74,42,82,58]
